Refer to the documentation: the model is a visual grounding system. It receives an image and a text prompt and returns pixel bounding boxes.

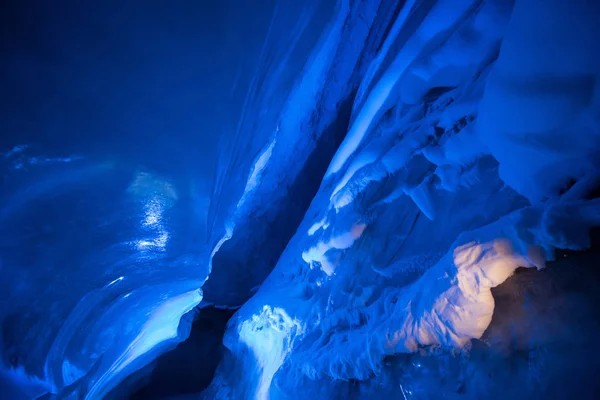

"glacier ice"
[203,0,600,398]
[0,162,209,399]
[2,0,600,398]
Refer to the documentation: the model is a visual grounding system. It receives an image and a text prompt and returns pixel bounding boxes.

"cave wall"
[203,0,404,308]
[1,0,599,398]
[204,0,600,398]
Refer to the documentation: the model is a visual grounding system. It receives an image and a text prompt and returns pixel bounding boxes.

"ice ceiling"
[1,0,600,399]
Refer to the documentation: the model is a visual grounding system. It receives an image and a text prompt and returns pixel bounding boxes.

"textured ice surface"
[2,0,600,398]
[204,0,600,398]
[203,0,386,308]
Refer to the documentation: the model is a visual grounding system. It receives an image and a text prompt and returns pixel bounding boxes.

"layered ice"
[0,164,208,399]
[206,0,600,398]
[202,0,392,308]
[3,0,600,398]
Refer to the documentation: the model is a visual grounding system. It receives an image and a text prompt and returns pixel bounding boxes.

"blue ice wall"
[0,155,207,398]
[203,0,600,398]
[2,0,600,399]
[0,1,325,398]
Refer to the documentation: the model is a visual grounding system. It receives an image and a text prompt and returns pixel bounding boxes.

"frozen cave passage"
[1,0,600,399]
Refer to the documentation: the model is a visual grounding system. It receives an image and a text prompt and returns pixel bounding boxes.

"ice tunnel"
[2,0,600,399]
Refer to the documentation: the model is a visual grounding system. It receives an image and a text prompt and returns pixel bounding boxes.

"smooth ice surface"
[0,156,209,398]
[1,1,315,396]
[84,288,202,399]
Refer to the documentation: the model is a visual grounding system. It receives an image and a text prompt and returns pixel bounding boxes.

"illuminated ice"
[206,0,600,398]
[3,0,600,399]
[238,305,302,400]
[85,288,202,399]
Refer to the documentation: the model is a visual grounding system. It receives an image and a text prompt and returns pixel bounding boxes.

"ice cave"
[1,0,600,398]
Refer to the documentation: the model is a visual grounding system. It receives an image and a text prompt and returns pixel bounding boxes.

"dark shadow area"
[484,226,600,399]
[202,94,356,308]
[109,306,235,400]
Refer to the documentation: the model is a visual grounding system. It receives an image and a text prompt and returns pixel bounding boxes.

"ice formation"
[2,0,600,399]
[203,0,600,398]
[0,166,209,399]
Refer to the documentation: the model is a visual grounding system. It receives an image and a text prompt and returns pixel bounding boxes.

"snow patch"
[308,216,329,236]
[238,305,302,400]
[302,224,366,276]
